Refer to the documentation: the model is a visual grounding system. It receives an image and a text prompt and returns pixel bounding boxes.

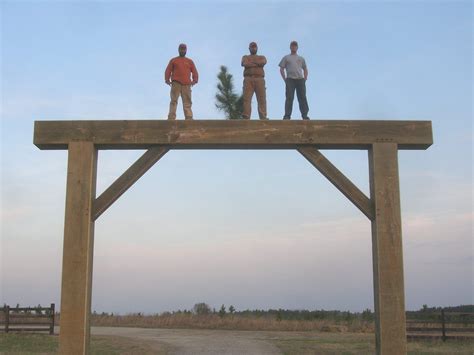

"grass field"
[90,313,374,332]
[1,331,473,354]
[268,332,474,354]
[0,333,168,354]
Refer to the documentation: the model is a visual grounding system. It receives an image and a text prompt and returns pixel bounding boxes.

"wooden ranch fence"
[407,310,474,341]
[1,304,55,335]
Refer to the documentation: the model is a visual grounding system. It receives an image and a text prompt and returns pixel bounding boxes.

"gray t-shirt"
[279,54,307,79]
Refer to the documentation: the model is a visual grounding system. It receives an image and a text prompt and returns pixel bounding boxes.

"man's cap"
[249,42,257,47]
[290,40,298,46]
[179,43,187,49]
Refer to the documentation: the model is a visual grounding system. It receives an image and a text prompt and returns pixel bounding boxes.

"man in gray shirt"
[279,41,309,119]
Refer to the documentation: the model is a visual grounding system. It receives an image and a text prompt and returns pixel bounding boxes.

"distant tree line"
[406,304,474,322]
[147,303,376,322]
[90,303,473,322]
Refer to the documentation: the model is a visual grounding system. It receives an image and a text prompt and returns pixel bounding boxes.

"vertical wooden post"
[4,305,9,333]
[59,141,97,355]
[369,143,407,354]
[441,309,446,341]
[50,303,55,335]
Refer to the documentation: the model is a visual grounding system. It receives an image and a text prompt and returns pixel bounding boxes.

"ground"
[93,327,279,354]
[93,327,474,354]
[1,328,473,354]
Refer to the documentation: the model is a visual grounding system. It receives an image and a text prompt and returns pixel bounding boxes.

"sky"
[1,0,472,314]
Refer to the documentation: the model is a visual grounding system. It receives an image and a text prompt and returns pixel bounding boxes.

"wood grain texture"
[369,143,407,355]
[59,142,97,355]
[297,147,374,220]
[34,120,433,150]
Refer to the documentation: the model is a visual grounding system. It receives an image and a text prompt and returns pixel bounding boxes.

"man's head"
[290,40,298,54]
[178,43,187,57]
[249,42,258,55]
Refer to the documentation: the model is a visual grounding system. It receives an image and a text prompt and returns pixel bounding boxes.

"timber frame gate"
[34,119,433,354]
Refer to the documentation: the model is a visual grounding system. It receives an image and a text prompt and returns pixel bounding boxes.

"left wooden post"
[59,141,97,355]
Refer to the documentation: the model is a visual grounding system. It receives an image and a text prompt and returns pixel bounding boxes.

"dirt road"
[92,327,282,354]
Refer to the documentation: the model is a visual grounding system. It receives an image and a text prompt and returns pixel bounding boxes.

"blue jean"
[284,78,309,119]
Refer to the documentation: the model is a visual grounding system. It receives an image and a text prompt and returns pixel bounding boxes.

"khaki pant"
[168,81,193,120]
[242,77,267,119]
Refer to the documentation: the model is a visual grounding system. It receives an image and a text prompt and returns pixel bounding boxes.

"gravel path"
[92,327,282,355]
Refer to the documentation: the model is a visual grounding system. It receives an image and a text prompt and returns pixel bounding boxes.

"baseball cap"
[290,40,298,46]
[179,43,187,49]
[249,42,257,47]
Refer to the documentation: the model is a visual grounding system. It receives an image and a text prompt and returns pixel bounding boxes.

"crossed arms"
[241,55,267,68]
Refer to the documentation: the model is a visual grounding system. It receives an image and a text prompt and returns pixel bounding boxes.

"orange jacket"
[165,57,198,85]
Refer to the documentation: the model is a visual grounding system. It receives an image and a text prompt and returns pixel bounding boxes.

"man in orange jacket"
[165,43,199,120]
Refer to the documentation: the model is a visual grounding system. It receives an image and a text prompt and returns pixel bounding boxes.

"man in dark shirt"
[241,42,267,120]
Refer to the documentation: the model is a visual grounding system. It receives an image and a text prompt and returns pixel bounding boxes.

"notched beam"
[34,120,433,150]
[297,147,375,220]
[92,147,169,220]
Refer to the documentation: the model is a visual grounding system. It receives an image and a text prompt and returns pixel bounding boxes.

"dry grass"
[270,332,474,354]
[90,313,375,333]
[0,333,167,354]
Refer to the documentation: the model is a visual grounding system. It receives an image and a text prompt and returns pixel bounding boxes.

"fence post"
[441,309,446,341]
[5,305,9,333]
[50,303,55,335]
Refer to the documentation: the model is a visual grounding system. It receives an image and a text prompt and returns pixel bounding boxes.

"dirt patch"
[92,327,282,354]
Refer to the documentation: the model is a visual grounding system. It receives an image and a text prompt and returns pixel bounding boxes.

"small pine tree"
[228,305,235,314]
[215,66,243,119]
[219,304,226,318]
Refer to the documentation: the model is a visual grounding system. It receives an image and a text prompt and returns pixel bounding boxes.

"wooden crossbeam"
[34,120,433,150]
[93,147,169,220]
[297,147,374,220]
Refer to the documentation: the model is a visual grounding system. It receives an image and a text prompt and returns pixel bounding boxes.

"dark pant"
[284,78,309,119]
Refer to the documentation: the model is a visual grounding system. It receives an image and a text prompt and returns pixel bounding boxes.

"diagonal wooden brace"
[93,147,169,220]
[297,147,374,220]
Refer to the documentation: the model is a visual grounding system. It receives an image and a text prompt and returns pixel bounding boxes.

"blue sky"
[1,1,472,314]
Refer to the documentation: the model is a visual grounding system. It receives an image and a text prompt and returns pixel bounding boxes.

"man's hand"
[191,81,198,86]
[165,80,172,86]
[279,67,286,81]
